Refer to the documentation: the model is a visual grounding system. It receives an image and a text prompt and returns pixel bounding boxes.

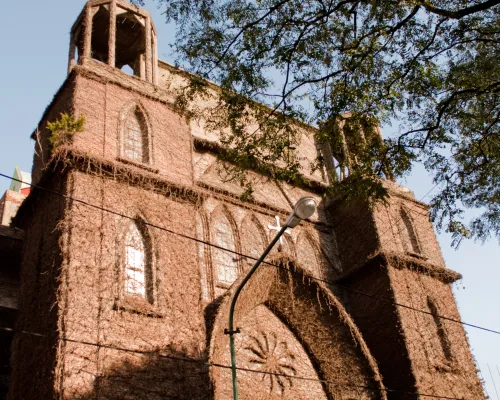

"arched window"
[401,208,421,254]
[123,107,150,164]
[427,297,453,363]
[196,211,212,300]
[124,221,152,302]
[276,234,296,259]
[240,215,267,271]
[296,233,321,276]
[211,207,239,287]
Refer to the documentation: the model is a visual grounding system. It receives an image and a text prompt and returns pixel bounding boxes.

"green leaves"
[155,0,499,244]
[47,113,86,150]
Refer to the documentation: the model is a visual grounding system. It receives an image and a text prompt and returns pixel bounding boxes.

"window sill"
[113,298,163,319]
[433,360,454,373]
[216,281,234,290]
[405,251,428,261]
[117,157,159,174]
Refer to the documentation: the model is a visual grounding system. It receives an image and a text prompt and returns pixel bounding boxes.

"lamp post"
[226,197,317,400]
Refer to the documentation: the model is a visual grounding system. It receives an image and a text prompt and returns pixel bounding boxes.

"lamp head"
[285,197,317,228]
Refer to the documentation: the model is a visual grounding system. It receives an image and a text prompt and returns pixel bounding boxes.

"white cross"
[268,216,292,245]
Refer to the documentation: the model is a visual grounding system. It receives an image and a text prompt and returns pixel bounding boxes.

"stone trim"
[193,136,328,194]
[337,251,461,284]
[15,149,330,231]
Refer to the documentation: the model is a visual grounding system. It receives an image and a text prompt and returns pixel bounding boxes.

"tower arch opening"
[115,7,146,76]
[69,0,158,84]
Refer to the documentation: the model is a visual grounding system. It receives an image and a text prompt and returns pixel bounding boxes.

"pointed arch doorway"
[208,258,387,400]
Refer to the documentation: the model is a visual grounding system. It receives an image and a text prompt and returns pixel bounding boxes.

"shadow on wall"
[0,328,14,400]
[323,197,420,400]
[66,347,211,400]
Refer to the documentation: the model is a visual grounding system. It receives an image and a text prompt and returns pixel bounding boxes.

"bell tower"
[327,186,485,399]
[318,115,484,399]
[68,0,158,84]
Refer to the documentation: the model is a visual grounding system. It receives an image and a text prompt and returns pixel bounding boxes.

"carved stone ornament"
[243,332,297,396]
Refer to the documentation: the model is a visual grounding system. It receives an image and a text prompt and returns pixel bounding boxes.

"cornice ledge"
[193,136,328,195]
[337,251,461,284]
[21,148,330,227]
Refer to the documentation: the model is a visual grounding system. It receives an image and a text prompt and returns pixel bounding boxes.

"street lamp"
[226,196,317,400]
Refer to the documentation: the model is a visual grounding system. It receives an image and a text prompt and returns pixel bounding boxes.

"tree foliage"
[135,0,500,245]
[47,113,86,149]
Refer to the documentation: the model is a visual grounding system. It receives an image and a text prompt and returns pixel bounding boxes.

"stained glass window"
[212,213,238,286]
[124,223,146,297]
[123,109,149,163]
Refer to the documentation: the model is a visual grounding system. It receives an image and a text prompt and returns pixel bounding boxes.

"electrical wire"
[0,326,470,400]
[1,172,499,336]
[488,363,500,400]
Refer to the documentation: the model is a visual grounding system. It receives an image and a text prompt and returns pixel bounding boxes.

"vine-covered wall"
[7,1,485,398]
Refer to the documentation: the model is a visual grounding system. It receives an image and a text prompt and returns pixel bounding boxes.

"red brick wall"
[32,77,77,186]
[56,170,208,399]
[8,175,69,400]
[388,265,484,399]
[0,191,27,226]
[12,50,483,400]
[334,193,484,400]
[71,66,194,187]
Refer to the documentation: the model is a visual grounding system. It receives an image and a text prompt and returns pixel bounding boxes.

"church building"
[0,1,486,399]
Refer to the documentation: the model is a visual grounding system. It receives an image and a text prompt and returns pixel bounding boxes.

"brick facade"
[5,1,485,399]
[0,191,27,227]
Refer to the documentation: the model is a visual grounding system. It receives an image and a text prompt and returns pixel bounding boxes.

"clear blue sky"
[1,0,499,396]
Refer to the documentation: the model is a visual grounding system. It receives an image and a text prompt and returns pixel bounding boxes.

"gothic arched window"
[427,297,453,363]
[240,215,267,271]
[123,107,150,164]
[400,208,422,255]
[196,211,212,300]
[275,233,296,260]
[296,233,321,276]
[211,207,239,287]
[124,221,152,302]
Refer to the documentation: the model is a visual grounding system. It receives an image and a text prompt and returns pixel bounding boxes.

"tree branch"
[418,0,500,19]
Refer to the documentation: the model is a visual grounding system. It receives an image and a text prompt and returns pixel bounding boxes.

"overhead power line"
[1,172,499,336]
[0,326,470,400]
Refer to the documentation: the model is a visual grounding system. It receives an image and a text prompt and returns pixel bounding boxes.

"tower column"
[68,33,76,73]
[68,0,159,82]
[145,16,153,83]
[82,4,93,64]
[108,0,117,68]
[152,31,158,85]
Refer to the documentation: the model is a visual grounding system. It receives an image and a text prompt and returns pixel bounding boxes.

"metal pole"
[227,224,290,400]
